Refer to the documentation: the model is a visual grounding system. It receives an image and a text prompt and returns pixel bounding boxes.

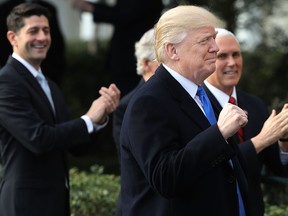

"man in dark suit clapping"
[0,3,120,216]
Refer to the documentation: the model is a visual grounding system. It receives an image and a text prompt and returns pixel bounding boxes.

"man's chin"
[30,56,46,67]
[34,55,47,62]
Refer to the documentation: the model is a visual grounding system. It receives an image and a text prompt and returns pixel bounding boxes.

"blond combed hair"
[154,5,223,63]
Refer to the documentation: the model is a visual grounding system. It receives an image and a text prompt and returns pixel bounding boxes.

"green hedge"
[265,204,288,216]
[70,164,120,216]
[69,164,288,216]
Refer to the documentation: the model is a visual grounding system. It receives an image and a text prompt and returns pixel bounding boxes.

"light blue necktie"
[36,73,55,112]
[197,85,246,216]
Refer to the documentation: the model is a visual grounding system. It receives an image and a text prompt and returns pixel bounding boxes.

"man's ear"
[141,58,150,71]
[7,31,17,47]
[164,43,179,60]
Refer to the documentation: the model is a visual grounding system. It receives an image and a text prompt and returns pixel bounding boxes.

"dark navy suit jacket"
[120,64,256,216]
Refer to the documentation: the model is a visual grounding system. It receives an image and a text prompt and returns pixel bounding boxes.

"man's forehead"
[23,15,49,23]
[189,27,216,37]
[22,15,49,28]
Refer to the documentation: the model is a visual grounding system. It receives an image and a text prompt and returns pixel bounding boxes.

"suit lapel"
[236,92,254,140]
[156,65,211,130]
[8,57,56,118]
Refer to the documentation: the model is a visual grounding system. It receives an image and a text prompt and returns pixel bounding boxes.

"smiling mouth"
[32,44,47,49]
[34,46,45,49]
[223,71,237,75]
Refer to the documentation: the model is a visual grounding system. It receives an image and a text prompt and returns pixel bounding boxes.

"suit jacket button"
[227,175,236,183]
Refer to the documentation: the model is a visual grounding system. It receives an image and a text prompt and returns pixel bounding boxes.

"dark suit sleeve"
[0,67,90,155]
[112,100,126,156]
[122,94,235,197]
[239,92,288,177]
[238,140,262,180]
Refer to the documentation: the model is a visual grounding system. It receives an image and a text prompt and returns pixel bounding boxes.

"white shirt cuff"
[81,115,109,133]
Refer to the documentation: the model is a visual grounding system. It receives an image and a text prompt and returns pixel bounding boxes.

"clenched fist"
[217,103,248,140]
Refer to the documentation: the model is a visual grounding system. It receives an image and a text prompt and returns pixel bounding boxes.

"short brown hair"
[6,2,51,33]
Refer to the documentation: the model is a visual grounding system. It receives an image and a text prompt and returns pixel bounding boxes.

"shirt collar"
[162,64,198,99]
[12,53,42,78]
[204,80,237,107]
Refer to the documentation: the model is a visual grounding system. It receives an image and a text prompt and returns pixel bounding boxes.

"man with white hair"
[113,28,158,159]
[204,27,288,216]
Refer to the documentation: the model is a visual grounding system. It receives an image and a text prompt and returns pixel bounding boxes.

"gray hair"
[135,28,155,75]
[215,28,239,44]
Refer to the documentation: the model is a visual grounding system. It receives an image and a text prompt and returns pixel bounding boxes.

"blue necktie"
[36,73,55,112]
[196,85,216,125]
[197,85,245,216]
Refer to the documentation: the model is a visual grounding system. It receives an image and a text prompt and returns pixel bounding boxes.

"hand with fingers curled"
[99,83,121,114]
[217,103,248,140]
[251,103,288,153]
[277,104,288,152]
[85,83,121,124]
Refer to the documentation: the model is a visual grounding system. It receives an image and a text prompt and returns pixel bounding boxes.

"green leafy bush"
[70,164,120,216]
[265,204,288,216]
[263,177,288,216]
[69,165,288,216]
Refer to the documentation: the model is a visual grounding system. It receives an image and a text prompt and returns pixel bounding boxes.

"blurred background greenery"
[62,40,120,174]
